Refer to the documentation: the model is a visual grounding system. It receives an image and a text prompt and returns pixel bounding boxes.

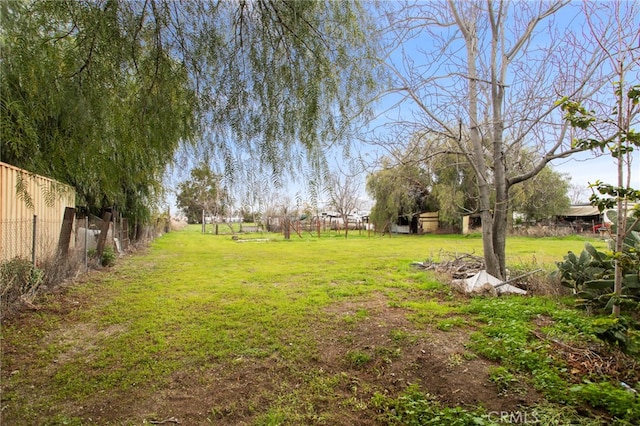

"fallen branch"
[494,269,543,289]
[148,417,181,425]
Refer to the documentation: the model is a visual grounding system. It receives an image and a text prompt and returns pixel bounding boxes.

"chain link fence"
[1,211,170,316]
[0,216,61,264]
[0,218,33,263]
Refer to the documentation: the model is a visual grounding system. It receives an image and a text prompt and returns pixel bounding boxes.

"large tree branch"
[508,123,588,186]
[504,0,569,63]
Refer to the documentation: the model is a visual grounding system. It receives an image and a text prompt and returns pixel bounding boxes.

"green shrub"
[101,246,117,267]
[0,257,44,310]
[570,381,640,424]
[590,316,639,354]
[555,242,640,314]
[89,246,117,267]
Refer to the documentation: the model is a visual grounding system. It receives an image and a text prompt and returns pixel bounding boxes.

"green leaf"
[622,274,640,288]
[578,250,591,266]
[576,291,596,300]
[584,280,615,290]
[584,243,603,263]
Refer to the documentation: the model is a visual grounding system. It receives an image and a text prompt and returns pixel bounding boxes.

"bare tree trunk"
[489,4,508,280]
[342,214,349,238]
[452,5,502,278]
[283,216,290,240]
[612,62,626,317]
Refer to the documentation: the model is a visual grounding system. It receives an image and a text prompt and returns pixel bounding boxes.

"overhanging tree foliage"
[1,0,196,222]
[1,0,379,222]
[560,85,640,317]
[557,0,639,317]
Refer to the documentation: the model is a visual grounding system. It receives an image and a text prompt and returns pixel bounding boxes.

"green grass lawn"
[2,227,635,425]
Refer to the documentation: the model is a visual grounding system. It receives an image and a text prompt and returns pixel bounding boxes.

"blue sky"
[356,0,639,205]
[551,151,639,201]
[169,1,639,214]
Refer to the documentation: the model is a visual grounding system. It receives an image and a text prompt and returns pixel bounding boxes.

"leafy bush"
[100,246,117,267]
[570,381,640,424]
[0,257,44,311]
[555,242,640,313]
[89,246,117,267]
[554,234,640,355]
[590,317,639,354]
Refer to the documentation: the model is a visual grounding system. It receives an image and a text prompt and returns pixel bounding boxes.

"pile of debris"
[412,252,534,296]
[530,329,640,384]
[412,252,485,279]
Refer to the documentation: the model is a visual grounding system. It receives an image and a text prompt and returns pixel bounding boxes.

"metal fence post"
[84,216,89,271]
[32,215,37,265]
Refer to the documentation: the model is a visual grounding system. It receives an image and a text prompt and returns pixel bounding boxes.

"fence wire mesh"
[1,211,171,316]
[0,217,63,264]
[0,215,121,262]
[0,219,33,263]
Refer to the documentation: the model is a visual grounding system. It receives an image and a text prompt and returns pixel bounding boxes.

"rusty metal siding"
[0,162,76,262]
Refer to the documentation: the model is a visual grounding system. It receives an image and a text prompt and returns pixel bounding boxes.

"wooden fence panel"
[0,162,76,262]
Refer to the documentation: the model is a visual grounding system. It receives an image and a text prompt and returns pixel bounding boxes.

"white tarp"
[458,270,527,295]
[563,205,601,217]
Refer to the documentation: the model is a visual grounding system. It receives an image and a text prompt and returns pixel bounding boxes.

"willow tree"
[1,0,196,222]
[372,0,638,279]
[367,135,571,230]
[1,0,379,221]
[366,133,478,230]
[510,167,570,223]
[366,156,437,233]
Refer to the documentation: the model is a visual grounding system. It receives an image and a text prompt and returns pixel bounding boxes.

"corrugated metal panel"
[391,224,411,234]
[0,162,76,262]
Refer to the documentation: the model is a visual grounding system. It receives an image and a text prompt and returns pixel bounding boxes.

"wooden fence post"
[84,216,89,271]
[57,207,75,258]
[121,218,129,251]
[283,216,291,240]
[96,211,112,259]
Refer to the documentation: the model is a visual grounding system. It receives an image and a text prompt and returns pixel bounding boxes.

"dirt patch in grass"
[315,294,540,409]
[2,288,543,425]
